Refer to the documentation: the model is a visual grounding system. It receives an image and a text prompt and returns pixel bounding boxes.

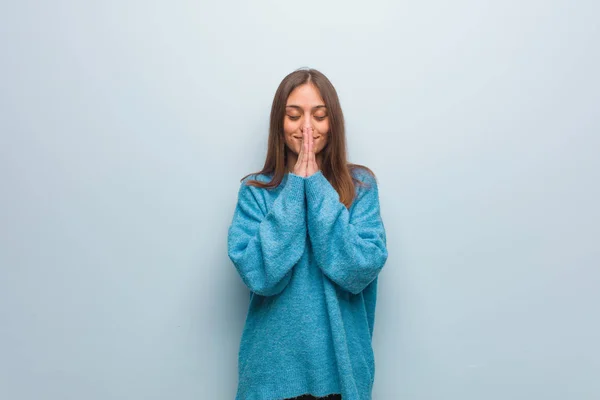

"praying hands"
[292,126,320,178]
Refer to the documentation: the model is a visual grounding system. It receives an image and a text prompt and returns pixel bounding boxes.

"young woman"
[227,68,389,400]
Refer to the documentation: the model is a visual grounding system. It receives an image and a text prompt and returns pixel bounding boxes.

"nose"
[302,120,313,132]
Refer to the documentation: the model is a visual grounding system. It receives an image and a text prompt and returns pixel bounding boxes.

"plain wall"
[1,1,598,399]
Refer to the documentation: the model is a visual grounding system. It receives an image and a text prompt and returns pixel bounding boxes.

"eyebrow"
[286,105,327,110]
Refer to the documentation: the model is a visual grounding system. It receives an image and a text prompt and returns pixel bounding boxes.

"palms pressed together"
[293,126,320,178]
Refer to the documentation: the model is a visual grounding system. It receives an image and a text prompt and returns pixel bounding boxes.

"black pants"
[284,395,341,400]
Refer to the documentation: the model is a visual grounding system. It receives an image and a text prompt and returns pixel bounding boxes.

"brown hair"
[241,67,376,209]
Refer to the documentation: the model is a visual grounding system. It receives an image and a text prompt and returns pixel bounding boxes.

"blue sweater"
[227,169,388,400]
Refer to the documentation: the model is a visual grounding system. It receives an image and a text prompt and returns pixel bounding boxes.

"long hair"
[242,67,376,209]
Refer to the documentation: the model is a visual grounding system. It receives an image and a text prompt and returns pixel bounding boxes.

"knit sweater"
[227,168,388,400]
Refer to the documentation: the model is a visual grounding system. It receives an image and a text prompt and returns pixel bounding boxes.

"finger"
[304,129,309,160]
[309,134,316,165]
[297,133,305,164]
[304,130,310,170]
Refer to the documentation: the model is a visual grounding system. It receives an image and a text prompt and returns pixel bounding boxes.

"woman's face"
[283,83,330,156]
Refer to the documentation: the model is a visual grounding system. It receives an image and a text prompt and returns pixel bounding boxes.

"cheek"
[318,120,330,135]
[283,119,297,135]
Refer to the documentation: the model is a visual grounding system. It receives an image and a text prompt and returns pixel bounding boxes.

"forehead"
[286,83,325,105]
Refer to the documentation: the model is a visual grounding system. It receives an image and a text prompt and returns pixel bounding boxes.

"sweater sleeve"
[227,173,306,296]
[305,170,388,295]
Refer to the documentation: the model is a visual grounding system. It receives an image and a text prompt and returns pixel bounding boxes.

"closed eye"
[287,115,327,121]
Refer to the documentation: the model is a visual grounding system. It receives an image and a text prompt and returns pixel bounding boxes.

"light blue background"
[1,1,598,399]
